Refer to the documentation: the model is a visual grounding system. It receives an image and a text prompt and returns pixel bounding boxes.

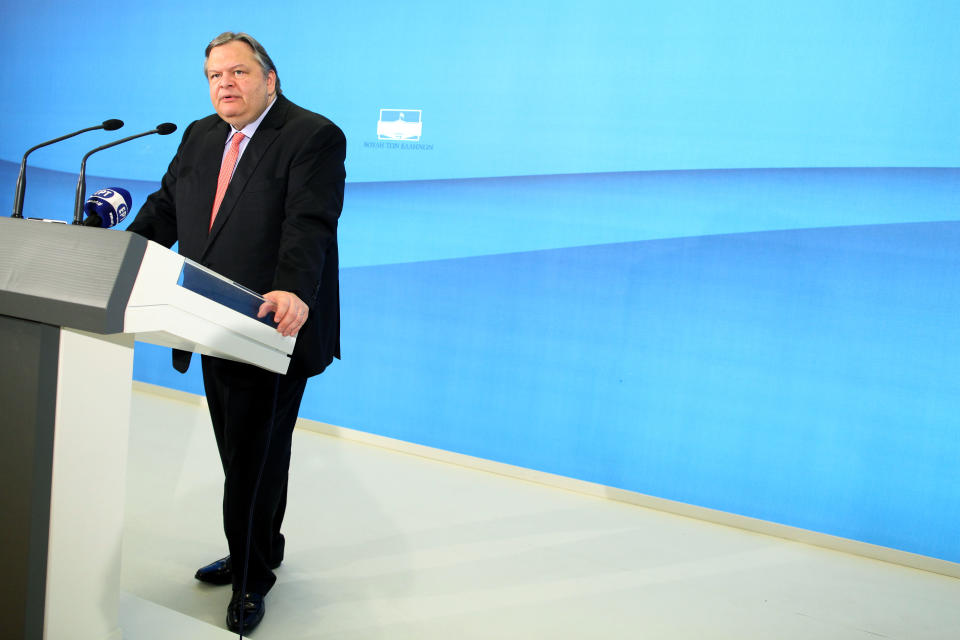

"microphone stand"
[73,124,176,225]
[12,119,123,218]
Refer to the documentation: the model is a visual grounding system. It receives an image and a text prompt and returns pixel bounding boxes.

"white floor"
[121,386,960,639]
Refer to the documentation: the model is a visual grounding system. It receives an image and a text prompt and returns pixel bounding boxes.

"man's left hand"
[258,290,309,337]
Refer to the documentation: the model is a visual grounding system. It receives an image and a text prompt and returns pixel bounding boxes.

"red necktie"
[210,131,245,230]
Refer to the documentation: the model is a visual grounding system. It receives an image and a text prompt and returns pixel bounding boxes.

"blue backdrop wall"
[3,1,960,562]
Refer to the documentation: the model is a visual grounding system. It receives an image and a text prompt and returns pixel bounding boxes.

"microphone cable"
[236,372,281,639]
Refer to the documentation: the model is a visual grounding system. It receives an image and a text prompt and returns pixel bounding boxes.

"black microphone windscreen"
[102,119,124,131]
[156,123,177,135]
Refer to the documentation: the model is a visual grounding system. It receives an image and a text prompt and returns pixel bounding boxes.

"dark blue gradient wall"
[3,2,959,562]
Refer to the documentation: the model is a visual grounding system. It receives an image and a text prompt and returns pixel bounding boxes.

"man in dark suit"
[127,31,345,634]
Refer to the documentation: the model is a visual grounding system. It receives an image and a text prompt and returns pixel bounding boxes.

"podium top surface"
[0,217,147,333]
[0,217,294,372]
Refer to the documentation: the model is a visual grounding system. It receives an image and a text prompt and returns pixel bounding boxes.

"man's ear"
[267,70,277,97]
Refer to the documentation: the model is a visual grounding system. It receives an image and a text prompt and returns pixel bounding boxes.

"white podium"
[0,217,294,640]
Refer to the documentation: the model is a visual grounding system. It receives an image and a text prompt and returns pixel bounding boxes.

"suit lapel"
[203,97,290,257]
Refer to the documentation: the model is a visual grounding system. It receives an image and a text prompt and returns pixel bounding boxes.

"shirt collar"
[227,94,278,143]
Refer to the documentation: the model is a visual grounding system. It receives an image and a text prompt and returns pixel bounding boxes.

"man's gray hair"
[204,31,282,95]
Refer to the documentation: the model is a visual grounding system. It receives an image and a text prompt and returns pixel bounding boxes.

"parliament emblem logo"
[377,109,423,141]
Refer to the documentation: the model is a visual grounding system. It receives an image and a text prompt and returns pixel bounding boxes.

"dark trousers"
[201,355,308,594]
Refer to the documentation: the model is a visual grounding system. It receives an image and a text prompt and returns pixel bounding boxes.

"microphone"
[72,123,177,225]
[81,188,132,228]
[11,119,124,218]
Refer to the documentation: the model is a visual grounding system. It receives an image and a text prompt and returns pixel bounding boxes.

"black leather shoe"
[195,555,233,585]
[195,555,283,585]
[227,591,265,634]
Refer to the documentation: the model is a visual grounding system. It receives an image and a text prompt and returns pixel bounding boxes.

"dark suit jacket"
[127,95,346,377]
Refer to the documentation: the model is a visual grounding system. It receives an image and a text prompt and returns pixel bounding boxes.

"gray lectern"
[0,217,294,640]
